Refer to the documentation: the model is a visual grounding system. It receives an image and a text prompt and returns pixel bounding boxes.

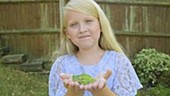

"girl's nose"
[79,23,87,33]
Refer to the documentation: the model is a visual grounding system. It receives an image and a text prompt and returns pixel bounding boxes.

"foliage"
[137,84,170,96]
[0,63,48,96]
[133,48,170,87]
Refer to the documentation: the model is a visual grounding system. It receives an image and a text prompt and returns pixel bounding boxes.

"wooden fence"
[0,0,170,60]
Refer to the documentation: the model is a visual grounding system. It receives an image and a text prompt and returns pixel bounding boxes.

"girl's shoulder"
[52,54,73,68]
[106,50,126,58]
[105,50,130,66]
[54,54,73,62]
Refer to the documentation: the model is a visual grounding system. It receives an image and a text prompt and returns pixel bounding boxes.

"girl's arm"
[49,62,62,96]
[91,86,117,96]
[65,86,84,96]
[49,56,67,96]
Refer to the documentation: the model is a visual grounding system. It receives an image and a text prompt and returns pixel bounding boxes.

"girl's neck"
[76,47,105,65]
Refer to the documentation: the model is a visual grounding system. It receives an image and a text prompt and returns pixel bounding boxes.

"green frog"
[72,74,95,85]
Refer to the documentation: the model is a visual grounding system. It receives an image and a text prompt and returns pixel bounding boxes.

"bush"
[133,48,170,87]
[159,64,170,87]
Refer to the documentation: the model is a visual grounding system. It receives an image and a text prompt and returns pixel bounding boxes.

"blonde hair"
[55,0,124,58]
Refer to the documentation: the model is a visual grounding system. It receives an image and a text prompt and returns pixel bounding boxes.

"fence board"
[1,33,60,59]
[0,2,60,31]
[0,0,170,59]
[117,35,170,59]
[99,3,170,33]
[97,0,170,6]
[0,0,59,3]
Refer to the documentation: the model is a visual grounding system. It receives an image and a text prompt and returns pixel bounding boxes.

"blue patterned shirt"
[49,50,143,96]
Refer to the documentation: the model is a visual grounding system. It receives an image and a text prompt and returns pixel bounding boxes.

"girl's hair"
[53,0,124,58]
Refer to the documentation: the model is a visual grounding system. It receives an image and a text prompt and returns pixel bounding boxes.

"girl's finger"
[79,84,84,90]
[91,82,98,89]
[103,69,112,80]
[63,79,69,88]
[84,83,93,90]
[60,73,72,80]
[98,78,106,89]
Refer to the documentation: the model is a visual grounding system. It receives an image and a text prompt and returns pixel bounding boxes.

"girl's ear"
[64,29,71,39]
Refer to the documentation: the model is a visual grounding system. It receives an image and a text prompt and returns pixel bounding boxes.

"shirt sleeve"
[48,56,67,96]
[111,53,143,96]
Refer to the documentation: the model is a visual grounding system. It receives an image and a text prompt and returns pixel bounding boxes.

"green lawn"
[0,63,170,96]
[137,85,170,96]
[0,64,48,96]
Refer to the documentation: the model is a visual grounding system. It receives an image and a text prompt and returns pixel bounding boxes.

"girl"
[49,0,143,96]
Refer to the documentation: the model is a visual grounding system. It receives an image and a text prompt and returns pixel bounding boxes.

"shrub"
[133,48,170,87]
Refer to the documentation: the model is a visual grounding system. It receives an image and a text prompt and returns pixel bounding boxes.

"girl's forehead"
[65,10,97,19]
[64,10,99,27]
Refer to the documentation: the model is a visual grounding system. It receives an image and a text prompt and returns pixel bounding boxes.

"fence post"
[59,0,65,33]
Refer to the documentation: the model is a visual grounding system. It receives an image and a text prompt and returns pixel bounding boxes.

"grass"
[0,63,48,96]
[0,62,170,96]
[137,85,170,96]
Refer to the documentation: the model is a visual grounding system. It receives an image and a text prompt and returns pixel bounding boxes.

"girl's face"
[65,10,101,50]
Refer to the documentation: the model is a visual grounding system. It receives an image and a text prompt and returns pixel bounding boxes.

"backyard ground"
[0,62,170,96]
[0,63,48,96]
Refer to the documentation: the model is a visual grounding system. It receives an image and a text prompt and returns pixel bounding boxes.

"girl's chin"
[78,43,96,50]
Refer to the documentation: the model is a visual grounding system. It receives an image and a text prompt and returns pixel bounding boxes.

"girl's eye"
[70,23,78,27]
[86,20,93,23]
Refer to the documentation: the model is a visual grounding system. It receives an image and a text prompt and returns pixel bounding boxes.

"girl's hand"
[79,69,112,91]
[60,73,84,96]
